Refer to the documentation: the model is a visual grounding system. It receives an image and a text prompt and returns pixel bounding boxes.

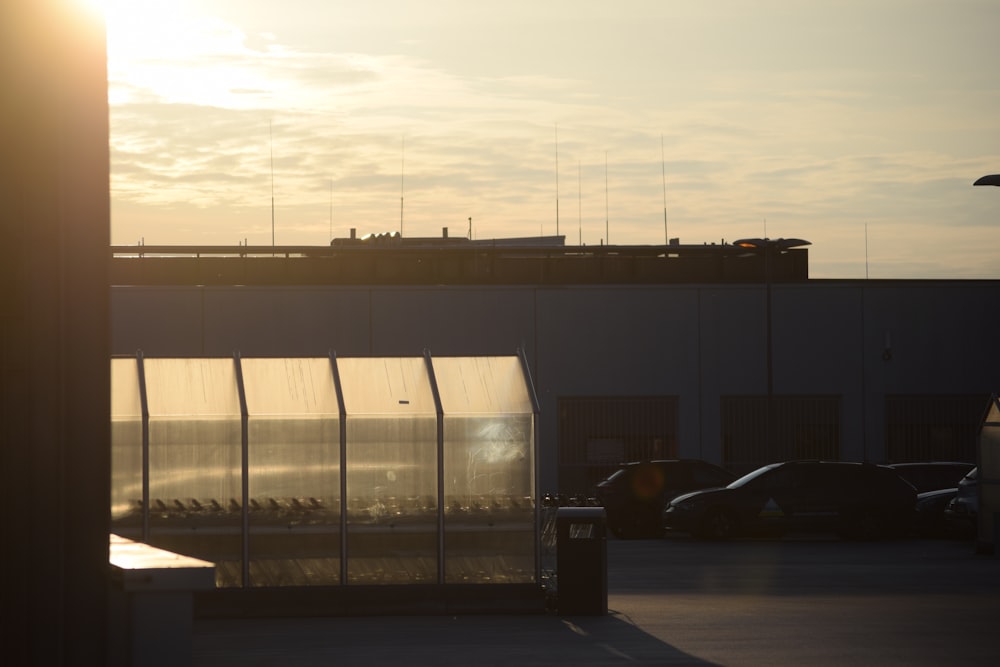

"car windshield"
[727,463,781,489]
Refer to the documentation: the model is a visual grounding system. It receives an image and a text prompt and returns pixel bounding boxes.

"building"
[111,237,1000,494]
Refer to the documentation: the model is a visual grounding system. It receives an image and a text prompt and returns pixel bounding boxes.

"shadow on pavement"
[193,610,721,666]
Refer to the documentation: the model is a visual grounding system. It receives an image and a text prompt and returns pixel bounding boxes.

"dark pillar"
[0,2,110,664]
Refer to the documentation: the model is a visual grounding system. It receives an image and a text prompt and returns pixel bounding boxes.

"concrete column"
[0,2,110,664]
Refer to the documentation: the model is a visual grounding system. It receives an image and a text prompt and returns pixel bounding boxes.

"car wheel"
[697,508,738,540]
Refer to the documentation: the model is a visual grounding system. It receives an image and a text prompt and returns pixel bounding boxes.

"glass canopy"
[110,354,539,589]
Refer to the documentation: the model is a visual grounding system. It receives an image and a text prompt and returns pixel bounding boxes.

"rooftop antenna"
[270,120,275,248]
[605,151,609,245]
[578,160,582,246]
[661,134,668,244]
[329,177,334,243]
[554,123,560,237]
[865,222,870,279]
[399,137,406,237]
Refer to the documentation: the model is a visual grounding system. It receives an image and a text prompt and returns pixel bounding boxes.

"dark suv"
[664,460,917,540]
[594,460,736,539]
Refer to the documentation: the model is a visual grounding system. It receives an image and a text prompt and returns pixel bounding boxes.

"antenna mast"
[578,160,582,246]
[555,124,560,237]
[399,137,406,237]
[605,151,609,245]
[661,135,668,244]
[270,120,275,248]
[865,223,870,279]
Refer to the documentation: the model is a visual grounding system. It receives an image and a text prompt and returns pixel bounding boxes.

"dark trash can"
[556,507,608,615]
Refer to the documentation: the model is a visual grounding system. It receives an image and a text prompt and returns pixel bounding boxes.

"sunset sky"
[104,0,1000,278]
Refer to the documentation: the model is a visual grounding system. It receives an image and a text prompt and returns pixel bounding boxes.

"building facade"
[111,247,1000,494]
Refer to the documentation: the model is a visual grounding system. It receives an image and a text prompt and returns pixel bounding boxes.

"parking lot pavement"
[194,536,1000,666]
[611,534,1000,665]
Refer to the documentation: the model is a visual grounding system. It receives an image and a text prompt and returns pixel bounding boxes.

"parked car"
[594,459,736,539]
[913,487,961,537]
[945,466,979,534]
[664,460,917,540]
[887,462,975,494]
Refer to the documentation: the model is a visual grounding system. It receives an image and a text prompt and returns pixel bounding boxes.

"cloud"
[107,1,1000,278]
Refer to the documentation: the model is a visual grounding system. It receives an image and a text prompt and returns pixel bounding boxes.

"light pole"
[972,174,996,551]
[733,237,811,464]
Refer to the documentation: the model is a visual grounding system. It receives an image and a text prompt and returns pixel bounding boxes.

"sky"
[103,0,1000,278]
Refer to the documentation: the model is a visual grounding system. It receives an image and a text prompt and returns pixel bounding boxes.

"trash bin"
[556,506,608,615]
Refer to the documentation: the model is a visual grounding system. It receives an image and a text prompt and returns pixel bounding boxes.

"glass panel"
[433,357,534,415]
[338,357,438,415]
[338,358,438,584]
[110,358,143,539]
[242,358,341,587]
[434,357,536,584]
[144,358,243,587]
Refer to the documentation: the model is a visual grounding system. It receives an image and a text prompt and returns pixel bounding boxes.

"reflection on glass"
[442,415,535,583]
[435,357,536,584]
[110,358,142,538]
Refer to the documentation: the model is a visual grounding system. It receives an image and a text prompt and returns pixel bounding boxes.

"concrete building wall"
[112,280,1000,492]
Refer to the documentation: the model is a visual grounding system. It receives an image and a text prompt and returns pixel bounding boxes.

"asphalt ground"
[193,534,1000,666]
